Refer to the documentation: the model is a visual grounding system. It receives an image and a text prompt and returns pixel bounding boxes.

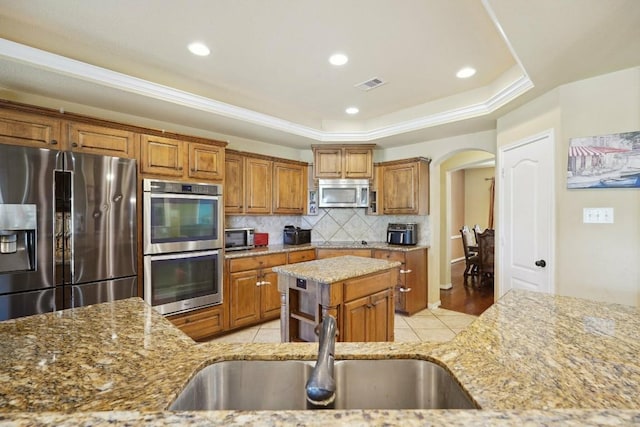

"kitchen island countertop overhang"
[1,289,639,424]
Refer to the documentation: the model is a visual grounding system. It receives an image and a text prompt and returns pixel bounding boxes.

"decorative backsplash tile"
[226,209,429,245]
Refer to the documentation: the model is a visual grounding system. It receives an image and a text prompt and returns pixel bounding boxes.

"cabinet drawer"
[372,250,406,264]
[168,305,224,341]
[229,253,287,272]
[316,248,371,259]
[343,269,397,302]
[288,249,316,264]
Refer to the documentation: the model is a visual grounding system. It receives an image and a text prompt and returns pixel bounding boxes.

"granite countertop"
[225,241,427,259]
[1,290,640,425]
[272,255,401,283]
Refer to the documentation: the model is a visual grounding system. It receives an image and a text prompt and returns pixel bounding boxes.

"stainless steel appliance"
[143,179,223,254]
[143,179,223,315]
[318,179,369,208]
[0,144,138,321]
[225,228,255,251]
[387,223,418,246]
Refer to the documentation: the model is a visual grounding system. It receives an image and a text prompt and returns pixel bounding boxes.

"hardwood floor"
[440,260,494,316]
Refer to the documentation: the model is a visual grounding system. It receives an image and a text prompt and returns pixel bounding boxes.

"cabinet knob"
[256,281,263,286]
[72,142,78,147]
[398,287,412,293]
[178,166,183,171]
[399,269,412,274]
[50,139,58,145]
[262,281,271,286]
[366,304,373,309]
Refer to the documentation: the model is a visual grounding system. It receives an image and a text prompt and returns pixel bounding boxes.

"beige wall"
[464,167,494,230]
[497,66,640,306]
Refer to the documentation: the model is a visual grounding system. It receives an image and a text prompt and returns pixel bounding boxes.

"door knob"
[535,259,547,267]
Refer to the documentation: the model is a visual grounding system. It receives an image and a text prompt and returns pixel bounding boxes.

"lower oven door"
[144,249,222,315]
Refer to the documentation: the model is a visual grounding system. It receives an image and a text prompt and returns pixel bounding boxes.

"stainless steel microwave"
[318,179,369,208]
[225,228,255,251]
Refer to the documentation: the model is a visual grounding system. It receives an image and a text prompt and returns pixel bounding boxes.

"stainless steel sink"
[169,359,477,410]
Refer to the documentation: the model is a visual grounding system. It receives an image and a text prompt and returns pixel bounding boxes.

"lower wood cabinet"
[227,253,287,329]
[343,288,393,342]
[166,304,225,342]
[372,248,428,315]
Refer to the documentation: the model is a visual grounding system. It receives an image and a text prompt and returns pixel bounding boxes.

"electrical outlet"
[583,207,614,224]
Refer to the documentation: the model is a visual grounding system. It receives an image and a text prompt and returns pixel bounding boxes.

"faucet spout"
[305,315,337,406]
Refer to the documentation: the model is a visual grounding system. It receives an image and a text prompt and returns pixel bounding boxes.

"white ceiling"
[0,0,638,149]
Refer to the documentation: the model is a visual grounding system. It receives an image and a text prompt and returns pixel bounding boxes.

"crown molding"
[0,38,532,143]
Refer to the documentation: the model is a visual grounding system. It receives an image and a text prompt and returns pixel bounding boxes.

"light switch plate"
[583,207,614,223]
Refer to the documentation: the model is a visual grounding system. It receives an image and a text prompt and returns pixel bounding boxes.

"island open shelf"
[274,255,401,343]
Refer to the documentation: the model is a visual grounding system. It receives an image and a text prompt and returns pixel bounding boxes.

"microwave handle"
[360,188,368,204]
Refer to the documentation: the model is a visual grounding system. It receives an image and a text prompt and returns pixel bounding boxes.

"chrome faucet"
[305,315,337,406]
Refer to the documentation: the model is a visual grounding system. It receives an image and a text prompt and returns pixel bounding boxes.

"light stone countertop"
[272,255,401,283]
[1,290,639,425]
[224,241,428,259]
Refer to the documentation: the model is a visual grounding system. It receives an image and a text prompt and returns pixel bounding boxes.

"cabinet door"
[344,147,373,179]
[140,134,185,177]
[0,109,61,148]
[245,157,272,214]
[272,162,306,214]
[67,122,135,158]
[382,162,419,214]
[401,249,428,315]
[225,152,244,213]
[188,142,224,181]
[369,289,393,342]
[260,268,281,319]
[229,270,261,328]
[343,295,369,342]
[167,304,225,341]
[313,148,343,179]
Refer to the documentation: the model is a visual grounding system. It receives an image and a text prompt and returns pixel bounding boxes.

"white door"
[499,130,555,296]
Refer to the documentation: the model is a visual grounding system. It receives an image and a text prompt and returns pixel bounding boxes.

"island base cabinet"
[343,289,394,342]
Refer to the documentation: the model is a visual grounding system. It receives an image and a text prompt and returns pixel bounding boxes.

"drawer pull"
[398,287,412,293]
[261,281,271,286]
[256,281,264,286]
[399,269,412,274]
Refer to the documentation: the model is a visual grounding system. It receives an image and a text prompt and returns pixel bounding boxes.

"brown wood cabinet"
[224,151,244,213]
[66,122,135,158]
[287,248,316,264]
[0,108,62,148]
[140,134,225,181]
[343,288,393,342]
[166,304,226,341]
[372,248,428,315]
[272,161,306,214]
[226,150,308,215]
[227,253,287,329]
[380,157,430,215]
[312,144,375,179]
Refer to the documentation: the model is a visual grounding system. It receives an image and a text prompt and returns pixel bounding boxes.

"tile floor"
[207,308,477,344]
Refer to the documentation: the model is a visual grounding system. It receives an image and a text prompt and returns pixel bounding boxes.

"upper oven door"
[143,192,223,254]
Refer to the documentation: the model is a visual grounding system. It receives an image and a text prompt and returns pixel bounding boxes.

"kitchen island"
[1,290,639,425]
[273,255,401,342]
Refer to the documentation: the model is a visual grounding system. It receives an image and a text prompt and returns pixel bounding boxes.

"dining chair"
[476,229,495,285]
[459,226,479,279]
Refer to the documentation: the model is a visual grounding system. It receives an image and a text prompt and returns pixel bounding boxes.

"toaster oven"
[387,223,418,246]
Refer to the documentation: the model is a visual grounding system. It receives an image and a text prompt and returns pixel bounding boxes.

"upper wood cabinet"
[272,161,306,215]
[140,134,185,177]
[245,157,272,214]
[188,142,224,181]
[226,150,308,215]
[312,144,375,180]
[381,157,430,215]
[224,151,245,213]
[66,122,135,158]
[140,134,225,181]
[0,108,62,149]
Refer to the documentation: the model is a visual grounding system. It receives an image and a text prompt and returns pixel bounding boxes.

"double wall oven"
[143,179,223,315]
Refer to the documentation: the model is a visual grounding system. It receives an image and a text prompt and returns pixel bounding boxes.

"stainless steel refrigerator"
[0,144,138,321]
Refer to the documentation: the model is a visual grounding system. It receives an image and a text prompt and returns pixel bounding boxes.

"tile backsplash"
[226,208,429,246]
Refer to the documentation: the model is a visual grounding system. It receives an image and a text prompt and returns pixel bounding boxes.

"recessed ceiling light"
[456,67,476,79]
[329,53,348,66]
[345,107,359,115]
[188,42,210,56]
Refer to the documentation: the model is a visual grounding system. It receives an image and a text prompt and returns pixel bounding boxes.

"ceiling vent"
[355,77,387,91]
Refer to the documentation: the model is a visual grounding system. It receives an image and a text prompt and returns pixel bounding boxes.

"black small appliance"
[387,223,418,246]
[283,225,311,245]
